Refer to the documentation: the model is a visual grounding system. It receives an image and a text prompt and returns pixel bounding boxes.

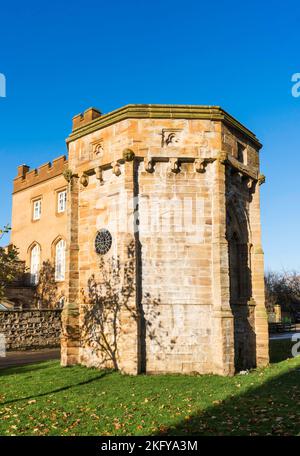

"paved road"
[269,332,300,341]
[0,348,60,369]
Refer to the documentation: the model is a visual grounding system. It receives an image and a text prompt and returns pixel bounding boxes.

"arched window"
[30,244,40,285]
[55,239,66,281]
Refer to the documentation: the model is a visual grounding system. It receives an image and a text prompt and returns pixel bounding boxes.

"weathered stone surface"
[9,105,269,375]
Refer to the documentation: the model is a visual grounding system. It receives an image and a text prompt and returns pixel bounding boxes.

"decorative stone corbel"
[169,158,180,174]
[144,157,155,173]
[244,177,255,193]
[63,168,73,183]
[80,173,89,187]
[258,174,266,185]
[194,158,216,173]
[217,151,228,164]
[194,159,206,173]
[63,168,79,191]
[246,178,253,189]
[122,148,135,162]
[95,166,104,185]
[112,161,121,176]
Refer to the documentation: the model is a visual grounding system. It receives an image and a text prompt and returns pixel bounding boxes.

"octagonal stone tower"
[61,104,269,376]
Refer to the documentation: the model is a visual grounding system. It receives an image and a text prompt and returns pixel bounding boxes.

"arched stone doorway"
[227,204,256,371]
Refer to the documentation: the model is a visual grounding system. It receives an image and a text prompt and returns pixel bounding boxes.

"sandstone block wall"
[11,164,68,267]
[60,106,269,375]
[139,161,214,373]
[0,310,62,351]
[74,166,139,373]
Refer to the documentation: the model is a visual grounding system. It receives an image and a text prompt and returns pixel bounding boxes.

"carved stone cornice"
[218,150,259,182]
[228,156,258,181]
[80,153,258,181]
[67,104,262,149]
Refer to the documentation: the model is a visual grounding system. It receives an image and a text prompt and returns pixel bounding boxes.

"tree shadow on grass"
[269,339,294,364]
[0,361,58,377]
[156,364,300,436]
[0,369,113,406]
[0,349,61,376]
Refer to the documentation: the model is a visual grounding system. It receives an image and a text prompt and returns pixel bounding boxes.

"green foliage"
[265,270,300,312]
[0,225,20,300]
[0,224,11,240]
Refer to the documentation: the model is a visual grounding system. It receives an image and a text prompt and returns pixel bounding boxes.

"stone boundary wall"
[0,310,62,351]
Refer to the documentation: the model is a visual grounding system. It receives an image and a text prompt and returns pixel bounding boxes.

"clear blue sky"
[0,0,299,271]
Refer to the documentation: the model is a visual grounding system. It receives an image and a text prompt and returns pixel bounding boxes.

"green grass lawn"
[0,340,300,436]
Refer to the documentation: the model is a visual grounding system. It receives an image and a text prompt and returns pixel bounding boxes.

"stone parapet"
[13,155,68,193]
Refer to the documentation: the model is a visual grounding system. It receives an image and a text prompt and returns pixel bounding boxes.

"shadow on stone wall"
[81,240,136,370]
[34,260,65,309]
[226,176,257,372]
[5,260,65,310]
[81,239,175,372]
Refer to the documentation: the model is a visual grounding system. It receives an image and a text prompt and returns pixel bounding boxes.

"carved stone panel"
[161,129,183,147]
[90,139,104,160]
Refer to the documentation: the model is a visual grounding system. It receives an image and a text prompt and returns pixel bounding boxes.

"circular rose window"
[95,229,112,255]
